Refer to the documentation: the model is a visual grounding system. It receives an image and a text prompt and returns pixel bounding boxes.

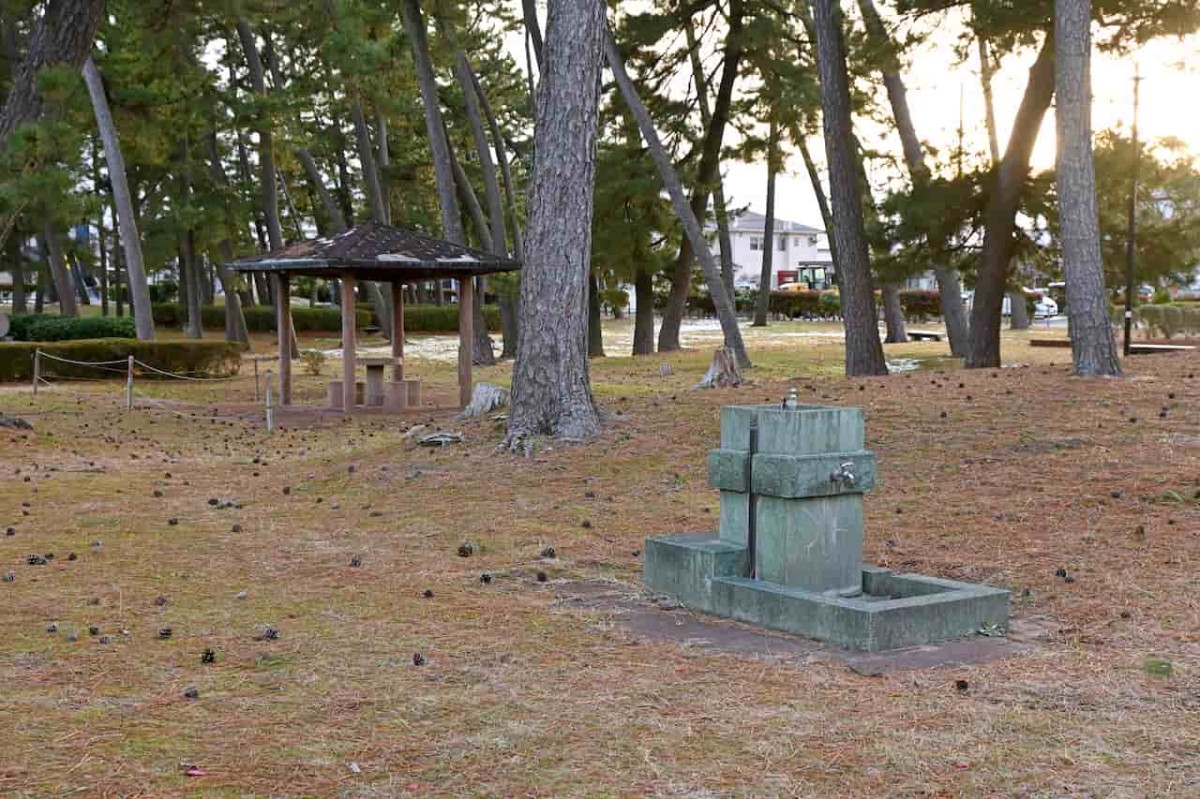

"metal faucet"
[830,462,856,486]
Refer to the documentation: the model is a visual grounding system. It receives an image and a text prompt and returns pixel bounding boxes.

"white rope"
[37,352,129,367]
[131,359,239,382]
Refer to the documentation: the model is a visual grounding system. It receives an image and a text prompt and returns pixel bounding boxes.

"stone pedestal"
[645,403,1009,651]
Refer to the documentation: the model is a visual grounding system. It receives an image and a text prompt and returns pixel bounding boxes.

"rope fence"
[30,348,277,433]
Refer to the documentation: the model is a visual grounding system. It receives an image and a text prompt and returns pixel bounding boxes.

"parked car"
[1033,296,1059,318]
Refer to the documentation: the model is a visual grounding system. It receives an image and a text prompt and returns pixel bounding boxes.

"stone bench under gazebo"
[230,221,520,413]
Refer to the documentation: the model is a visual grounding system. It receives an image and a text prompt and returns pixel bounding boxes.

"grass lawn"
[1,325,1197,797]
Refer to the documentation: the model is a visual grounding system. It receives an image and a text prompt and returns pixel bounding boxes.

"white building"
[713,211,835,291]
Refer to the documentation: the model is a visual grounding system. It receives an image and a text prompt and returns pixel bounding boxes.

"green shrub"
[151,303,372,333]
[23,315,138,342]
[7,314,45,341]
[898,290,941,321]
[1,339,241,382]
[401,304,502,332]
[1161,305,1185,339]
[1137,304,1164,337]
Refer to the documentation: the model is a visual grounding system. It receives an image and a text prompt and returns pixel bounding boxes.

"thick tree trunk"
[0,0,103,152]
[811,0,887,376]
[505,0,604,446]
[754,118,779,327]
[967,37,1055,368]
[633,262,656,356]
[1056,0,1120,376]
[605,31,749,367]
[42,219,76,316]
[1009,291,1030,329]
[82,57,154,340]
[499,290,519,358]
[882,284,908,342]
[857,0,966,355]
[588,273,605,357]
[658,0,743,353]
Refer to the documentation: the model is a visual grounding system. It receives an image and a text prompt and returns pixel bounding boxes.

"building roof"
[230,221,521,280]
[726,211,825,236]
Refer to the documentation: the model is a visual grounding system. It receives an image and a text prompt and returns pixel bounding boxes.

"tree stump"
[693,347,743,389]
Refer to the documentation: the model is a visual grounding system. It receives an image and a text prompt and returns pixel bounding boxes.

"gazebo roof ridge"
[228,220,521,280]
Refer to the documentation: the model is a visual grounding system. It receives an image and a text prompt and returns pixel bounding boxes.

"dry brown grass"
[1,328,1197,798]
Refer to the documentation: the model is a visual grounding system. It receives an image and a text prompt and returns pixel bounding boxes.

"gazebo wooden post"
[273,272,292,405]
[457,276,474,408]
[391,282,404,381]
[341,275,357,413]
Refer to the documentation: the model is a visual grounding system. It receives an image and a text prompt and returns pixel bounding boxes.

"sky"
[720,17,1200,230]
[509,4,1200,233]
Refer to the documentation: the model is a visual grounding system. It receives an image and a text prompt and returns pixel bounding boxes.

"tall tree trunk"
[521,0,544,69]
[466,62,523,357]
[179,136,202,339]
[375,107,391,224]
[7,229,26,313]
[857,0,965,355]
[978,35,1002,165]
[882,284,908,343]
[42,218,76,316]
[205,131,249,344]
[1009,290,1031,328]
[235,20,282,253]
[348,104,393,338]
[92,140,109,316]
[658,0,744,353]
[0,0,103,152]
[967,37,1055,368]
[684,17,736,299]
[446,130,498,365]
[1055,0,1120,376]
[82,57,154,340]
[754,118,780,327]
[798,135,841,285]
[811,0,887,376]
[605,30,750,367]
[401,0,493,364]
[588,273,605,357]
[505,0,604,446]
[633,262,655,356]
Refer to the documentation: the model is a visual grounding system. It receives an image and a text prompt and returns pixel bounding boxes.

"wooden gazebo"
[231,221,521,413]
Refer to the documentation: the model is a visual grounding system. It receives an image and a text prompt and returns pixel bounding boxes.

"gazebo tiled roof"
[230,221,521,280]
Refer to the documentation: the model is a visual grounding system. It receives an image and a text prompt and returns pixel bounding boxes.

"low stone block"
[644,533,749,613]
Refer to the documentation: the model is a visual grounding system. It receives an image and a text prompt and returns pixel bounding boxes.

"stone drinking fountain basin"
[644,404,1009,652]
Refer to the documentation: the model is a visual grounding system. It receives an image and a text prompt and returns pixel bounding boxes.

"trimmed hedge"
[23,315,138,342]
[1137,303,1200,338]
[1,339,241,382]
[148,303,500,333]
[402,304,502,333]
[151,303,372,333]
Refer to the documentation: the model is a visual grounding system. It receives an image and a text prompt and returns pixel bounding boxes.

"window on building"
[777,236,787,252]
[808,235,818,247]
[749,237,763,251]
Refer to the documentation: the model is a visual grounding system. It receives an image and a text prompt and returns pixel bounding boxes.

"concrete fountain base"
[645,533,1009,652]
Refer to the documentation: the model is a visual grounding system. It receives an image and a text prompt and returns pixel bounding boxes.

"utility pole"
[1123,65,1141,357]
